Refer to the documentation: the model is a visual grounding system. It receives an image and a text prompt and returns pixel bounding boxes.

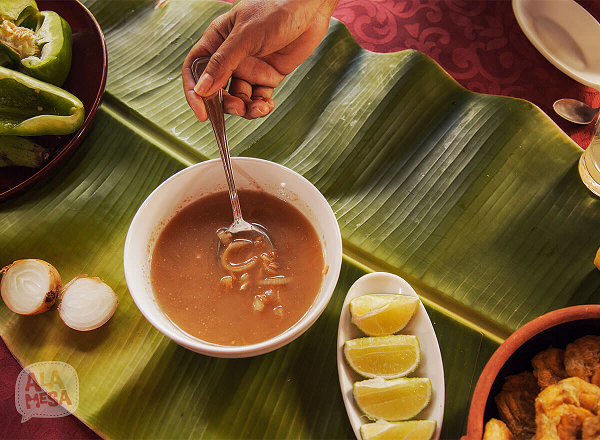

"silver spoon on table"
[191,57,273,256]
[553,98,600,124]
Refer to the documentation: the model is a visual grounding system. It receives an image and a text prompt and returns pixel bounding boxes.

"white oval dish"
[337,272,445,440]
[512,0,600,90]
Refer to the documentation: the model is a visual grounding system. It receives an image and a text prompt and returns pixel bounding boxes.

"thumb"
[194,34,253,97]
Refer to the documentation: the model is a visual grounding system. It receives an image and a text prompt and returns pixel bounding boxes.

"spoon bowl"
[191,57,273,255]
[553,98,600,124]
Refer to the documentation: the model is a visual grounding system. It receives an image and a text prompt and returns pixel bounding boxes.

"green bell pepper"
[0,0,38,27]
[0,49,16,68]
[0,9,72,86]
[0,65,84,136]
[21,11,72,86]
[0,135,49,167]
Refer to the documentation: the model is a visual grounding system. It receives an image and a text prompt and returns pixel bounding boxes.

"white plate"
[337,272,445,440]
[512,0,600,90]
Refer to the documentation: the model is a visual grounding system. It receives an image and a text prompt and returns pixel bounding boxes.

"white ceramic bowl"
[123,157,342,358]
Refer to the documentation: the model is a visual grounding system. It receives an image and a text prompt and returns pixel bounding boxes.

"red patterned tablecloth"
[2,0,599,438]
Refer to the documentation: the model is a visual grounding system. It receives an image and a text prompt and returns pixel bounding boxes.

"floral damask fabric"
[334,0,600,148]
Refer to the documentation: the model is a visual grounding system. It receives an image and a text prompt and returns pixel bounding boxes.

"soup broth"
[151,189,325,346]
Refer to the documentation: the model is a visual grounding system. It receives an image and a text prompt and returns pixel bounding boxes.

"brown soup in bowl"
[150,189,325,346]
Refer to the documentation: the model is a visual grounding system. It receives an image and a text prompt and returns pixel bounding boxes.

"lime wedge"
[360,420,437,440]
[353,377,432,421]
[344,335,420,379]
[350,294,419,336]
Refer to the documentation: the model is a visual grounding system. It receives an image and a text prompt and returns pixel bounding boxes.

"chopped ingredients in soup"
[151,189,324,346]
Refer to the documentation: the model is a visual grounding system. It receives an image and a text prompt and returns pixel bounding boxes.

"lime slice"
[360,420,437,440]
[353,377,432,421]
[344,335,420,379]
[350,294,419,336]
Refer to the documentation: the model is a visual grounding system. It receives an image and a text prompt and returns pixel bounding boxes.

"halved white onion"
[0,259,62,315]
[58,276,118,331]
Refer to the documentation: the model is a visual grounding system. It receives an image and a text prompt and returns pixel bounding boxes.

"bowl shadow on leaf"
[91,264,357,439]
[92,343,268,438]
[92,330,348,438]
[284,262,360,437]
[562,267,600,307]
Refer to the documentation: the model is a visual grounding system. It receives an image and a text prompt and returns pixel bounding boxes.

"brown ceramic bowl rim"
[464,304,600,440]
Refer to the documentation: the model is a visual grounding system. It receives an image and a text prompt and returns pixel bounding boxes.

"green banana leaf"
[1,0,600,438]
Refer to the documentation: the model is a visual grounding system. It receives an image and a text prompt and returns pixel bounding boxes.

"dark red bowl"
[0,0,107,201]
[463,304,600,440]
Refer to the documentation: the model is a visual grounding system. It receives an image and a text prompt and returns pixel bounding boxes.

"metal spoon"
[553,98,600,124]
[191,57,272,256]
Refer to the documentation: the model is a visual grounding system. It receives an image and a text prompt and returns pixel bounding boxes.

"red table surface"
[2,0,599,438]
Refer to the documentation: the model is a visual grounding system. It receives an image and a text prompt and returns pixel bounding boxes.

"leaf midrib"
[102,93,209,167]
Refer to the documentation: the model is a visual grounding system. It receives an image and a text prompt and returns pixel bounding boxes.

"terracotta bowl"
[463,304,600,440]
[0,0,107,201]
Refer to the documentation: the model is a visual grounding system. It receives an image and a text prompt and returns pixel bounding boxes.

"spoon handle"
[191,57,243,224]
[202,91,243,223]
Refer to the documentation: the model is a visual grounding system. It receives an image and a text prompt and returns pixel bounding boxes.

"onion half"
[59,276,118,331]
[0,259,62,315]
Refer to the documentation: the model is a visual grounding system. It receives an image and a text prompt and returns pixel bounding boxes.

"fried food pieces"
[565,335,600,386]
[535,377,600,439]
[494,372,539,440]
[582,415,600,440]
[532,347,569,388]
[483,335,600,440]
[483,418,515,440]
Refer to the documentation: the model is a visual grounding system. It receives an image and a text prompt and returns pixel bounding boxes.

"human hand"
[182,0,339,121]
